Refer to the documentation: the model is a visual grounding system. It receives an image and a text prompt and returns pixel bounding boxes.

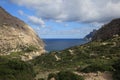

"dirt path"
[35,71,113,80]
[74,71,113,80]
[35,71,59,80]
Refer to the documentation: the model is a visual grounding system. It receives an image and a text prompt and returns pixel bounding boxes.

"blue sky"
[0,0,120,38]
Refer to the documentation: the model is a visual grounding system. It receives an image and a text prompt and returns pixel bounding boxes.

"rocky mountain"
[0,7,45,60]
[84,29,97,40]
[92,18,120,41]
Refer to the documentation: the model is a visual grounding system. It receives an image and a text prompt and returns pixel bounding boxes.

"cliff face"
[0,7,45,60]
[92,18,120,41]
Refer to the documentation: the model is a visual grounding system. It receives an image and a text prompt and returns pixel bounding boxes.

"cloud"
[18,10,24,15]
[33,22,102,38]
[27,16,45,27]
[11,0,120,23]
[17,9,45,27]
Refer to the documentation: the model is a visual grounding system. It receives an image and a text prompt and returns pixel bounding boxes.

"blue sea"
[43,39,88,51]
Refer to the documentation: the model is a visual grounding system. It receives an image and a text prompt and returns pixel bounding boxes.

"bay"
[43,39,88,51]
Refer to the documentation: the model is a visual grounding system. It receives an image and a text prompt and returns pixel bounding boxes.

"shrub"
[112,59,120,80]
[38,78,45,80]
[47,73,58,80]
[23,45,38,52]
[81,62,113,73]
[47,71,84,80]
[0,57,35,80]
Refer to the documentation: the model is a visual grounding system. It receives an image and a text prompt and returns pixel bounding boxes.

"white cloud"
[27,15,45,27]
[34,22,102,38]
[17,10,45,27]
[18,10,24,15]
[11,0,120,23]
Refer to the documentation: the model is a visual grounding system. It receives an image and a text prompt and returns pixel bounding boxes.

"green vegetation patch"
[112,59,120,80]
[47,71,84,80]
[0,57,35,80]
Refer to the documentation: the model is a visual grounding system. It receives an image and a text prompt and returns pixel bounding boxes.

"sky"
[0,0,120,39]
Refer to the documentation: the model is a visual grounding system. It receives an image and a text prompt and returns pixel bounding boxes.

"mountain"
[0,7,45,60]
[92,18,120,41]
[84,29,97,40]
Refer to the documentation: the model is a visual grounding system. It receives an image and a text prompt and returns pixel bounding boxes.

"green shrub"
[57,71,84,80]
[23,45,38,52]
[112,59,120,80]
[47,71,84,80]
[38,78,45,80]
[47,73,58,80]
[81,62,113,73]
[0,57,35,80]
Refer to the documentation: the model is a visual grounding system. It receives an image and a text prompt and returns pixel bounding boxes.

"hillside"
[92,18,120,41]
[0,7,45,60]
[33,34,120,80]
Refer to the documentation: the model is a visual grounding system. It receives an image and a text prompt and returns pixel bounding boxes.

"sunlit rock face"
[0,7,45,60]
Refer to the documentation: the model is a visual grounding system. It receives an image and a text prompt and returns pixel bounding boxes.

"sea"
[43,39,88,51]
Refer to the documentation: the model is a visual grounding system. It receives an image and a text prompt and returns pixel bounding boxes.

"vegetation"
[38,78,45,80]
[4,45,39,59]
[80,61,113,73]
[0,57,35,80]
[32,36,120,73]
[47,73,58,80]
[47,71,84,80]
[112,59,120,80]
[22,45,39,52]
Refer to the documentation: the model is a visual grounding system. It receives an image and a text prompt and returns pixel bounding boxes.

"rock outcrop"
[0,7,45,60]
[84,29,97,41]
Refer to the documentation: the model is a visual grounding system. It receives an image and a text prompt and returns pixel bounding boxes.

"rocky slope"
[92,18,120,41]
[0,7,45,60]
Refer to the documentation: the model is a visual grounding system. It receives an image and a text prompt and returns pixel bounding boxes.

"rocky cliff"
[0,7,45,60]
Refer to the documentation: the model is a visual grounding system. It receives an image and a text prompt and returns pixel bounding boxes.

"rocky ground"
[74,72,113,80]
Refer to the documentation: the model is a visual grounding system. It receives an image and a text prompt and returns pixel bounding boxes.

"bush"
[38,78,45,80]
[47,71,84,80]
[23,45,38,52]
[57,71,84,80]
[112,59,120,80]
[47,73,58,80]
[0,57,35,80]
[81,62,113,73]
